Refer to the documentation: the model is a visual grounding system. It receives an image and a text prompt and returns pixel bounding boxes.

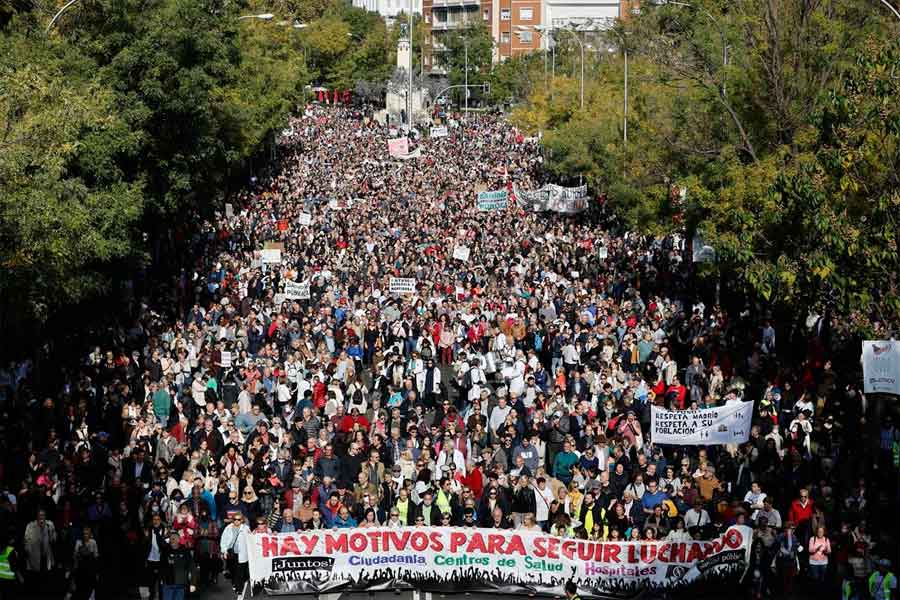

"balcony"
[430,0,480,6]
[431,21,469,29]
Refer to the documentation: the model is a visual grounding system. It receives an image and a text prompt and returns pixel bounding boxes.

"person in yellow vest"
[0,542,21,600]
[564,579,580,600]
[869,559,898,600]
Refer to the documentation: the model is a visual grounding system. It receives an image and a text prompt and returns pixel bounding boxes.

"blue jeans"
[808,563,827,582]
[161,584,186,600]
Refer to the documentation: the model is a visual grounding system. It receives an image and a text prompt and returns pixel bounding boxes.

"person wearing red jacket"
[312,376,327,410]
[665,377,688,410]
[788,488,815,541]
[338,408,370,434]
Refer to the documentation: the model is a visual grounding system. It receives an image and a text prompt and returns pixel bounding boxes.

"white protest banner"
[598,247,608,259]
[261,248,282,264]
[249,526,752,597]
[862,341,900,395]
[430,126,448,138]
[273,293,286,306]
[298,213,312,226]
[477,189,509,211]
[452,245,471,262]
[284,280,311,300]
[225,203,234,217]
[651,402,753,445]
[571,271,580,279]
[396,147,422,160]
[387,137,409,157]
[389,277,417,294]
[221,351,232,369]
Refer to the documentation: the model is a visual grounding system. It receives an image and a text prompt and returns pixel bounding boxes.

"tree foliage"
[510,1,900,332]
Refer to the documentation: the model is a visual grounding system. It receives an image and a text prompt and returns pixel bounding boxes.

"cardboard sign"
[387,137,409,157]
[389,277,416,294]
[261,249,282,264]
[452,246,471,262]
[430,126,448,138]
[284,280,311,300]
[298,213,312,226]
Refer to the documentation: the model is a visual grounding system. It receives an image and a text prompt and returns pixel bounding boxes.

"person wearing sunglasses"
[220,513,250,597]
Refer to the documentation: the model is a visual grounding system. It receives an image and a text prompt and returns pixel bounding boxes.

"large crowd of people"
[0,105,897,600]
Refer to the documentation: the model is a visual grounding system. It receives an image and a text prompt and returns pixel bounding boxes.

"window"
[500,8,510,20]
[519,30,532,43]
[483,8,489,20]
[425,12,431,22]
[501,31,510,43]
[519,7,533,20]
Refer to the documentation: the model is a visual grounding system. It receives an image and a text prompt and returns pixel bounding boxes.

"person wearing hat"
[869,559,897,600]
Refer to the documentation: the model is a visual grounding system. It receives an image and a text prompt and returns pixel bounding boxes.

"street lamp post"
[408,0,414,127]
[526,25,584,109]
[666,2,728,97]
[45,0,81,33]
[606,30,628,145]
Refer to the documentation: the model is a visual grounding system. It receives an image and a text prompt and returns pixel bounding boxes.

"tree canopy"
[510,1,900,334]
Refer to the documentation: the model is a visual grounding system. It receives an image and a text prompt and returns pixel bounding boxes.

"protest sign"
[862,341,900,395]
[298,213,312,226]
[389,278,417,294]
[477,190,509,211]
[430,126,448,138]
[387,137,409,157]
[248,526,752,598]
[513,183,589,214]
[273,294,286,306]
[651,403,753,445]
[452,246,470,262]
[261,248,282,264]
[221,351,232,369]
[284,280,311,300]
[692,233,716,263]
[225,203,234,217]
[598,246,608,259]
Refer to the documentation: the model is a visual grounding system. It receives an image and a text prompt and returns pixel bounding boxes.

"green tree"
[0,32,143,323]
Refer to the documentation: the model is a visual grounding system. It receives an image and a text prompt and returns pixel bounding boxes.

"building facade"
[423,0,633,72]
[353,0,422,24]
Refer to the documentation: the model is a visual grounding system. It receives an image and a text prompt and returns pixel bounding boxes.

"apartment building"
[422,0,631,72]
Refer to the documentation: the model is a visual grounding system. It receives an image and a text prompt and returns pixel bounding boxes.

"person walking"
[23,510,56,592]
[160,532,195,600]
[220,513,250,599]
[72,528,100,600]
[807,525,831,588]
[869,559,897,600]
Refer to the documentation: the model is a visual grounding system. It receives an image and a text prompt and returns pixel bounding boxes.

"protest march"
[0,105,898,600]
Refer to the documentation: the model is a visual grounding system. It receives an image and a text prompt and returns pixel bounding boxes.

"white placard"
[298,213,312,226]
[389,277,416,294]
[862,340,900,395]
[224,203,234,217]
[598,247,608,259]
[651,402,753,445]
[452,246,470,262]
[430,126,448,138]
[261,249,282,264]
[284,280,311,300]
[571,271,580,279]
[221,351,232,368]
[273,293,286,306]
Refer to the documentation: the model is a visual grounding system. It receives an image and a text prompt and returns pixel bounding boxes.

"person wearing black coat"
[160,532,195,600]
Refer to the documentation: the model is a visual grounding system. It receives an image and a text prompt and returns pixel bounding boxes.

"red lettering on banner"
[366,531,382,552]
[656,543,670,563]
[466,533,487,553]
[603,544,620,563]
[532,537,547,558]
[410,532,429,551]
[545,537,560,559]
[672,542,687,563]
[388,530,411,551]
[686,543,703,562]
[561,540,575,561]
[640,544,657,563]
[429,531,444,551]
[486,534,505,554]
[280,536,300,556]
[349,533,367,552]
[505,534,526,556]
[725,529,743,549]
[261,536,279,557]
[325,533,348,553]
[300,535,318,555]
[450,532,466,552]
[628,545,639,563]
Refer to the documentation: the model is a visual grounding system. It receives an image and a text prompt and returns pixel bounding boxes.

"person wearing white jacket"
[220,514,251,598]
